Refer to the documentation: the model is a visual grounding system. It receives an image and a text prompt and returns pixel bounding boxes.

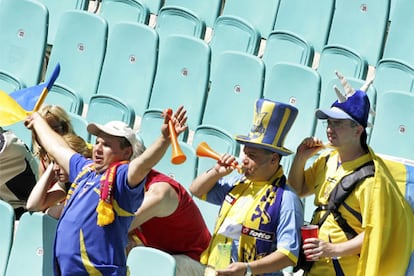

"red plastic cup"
[301,224,318,260]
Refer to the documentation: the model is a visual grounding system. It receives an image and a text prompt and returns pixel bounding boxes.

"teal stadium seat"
[137,0,163,16]
[0,0,48,91]
[262,62,321,152]
[45,10,108,103]
[193,197,220,234]
[155,6,206,43]
[221,0,281,38]
[5,212,58,276]
[164,0,223,28]
[273,0,335,53]
[373,59,414,97]
[98,0,150,33]
[381,0,414,68]
[262,31,314,81]
[44,86,84,115]
[148,35,211,131]
[0,200,14,276]
[327,0,390,66]
[86,94,135,128]
[97,22,158,118]
[369,91,414,160]
[127,246,176,276]
[201,51,265,137]
[36,0,90,46]
[209,15,261,73]
[68,112,90,142]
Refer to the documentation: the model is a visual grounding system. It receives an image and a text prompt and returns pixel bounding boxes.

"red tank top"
[133,170,211,261]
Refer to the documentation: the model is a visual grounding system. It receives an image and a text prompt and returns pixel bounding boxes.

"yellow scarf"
[201,167,285,269]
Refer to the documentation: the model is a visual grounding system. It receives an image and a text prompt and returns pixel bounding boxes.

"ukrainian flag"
[0,63,60,126]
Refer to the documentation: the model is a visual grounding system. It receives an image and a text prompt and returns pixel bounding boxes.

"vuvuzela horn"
[196,142,242,171]
[167,109,186,164]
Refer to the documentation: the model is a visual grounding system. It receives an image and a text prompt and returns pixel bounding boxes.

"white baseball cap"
[87,121,144,159]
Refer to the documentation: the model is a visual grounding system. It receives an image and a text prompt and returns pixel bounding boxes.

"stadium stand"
[273,0,335,53]
[68,112,90,142]
[96,22,158,118]
[0,0,48,91]
[44,87,84,115]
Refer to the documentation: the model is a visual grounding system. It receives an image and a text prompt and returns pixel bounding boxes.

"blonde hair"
[33,105,75,159]
[62,133,92,158]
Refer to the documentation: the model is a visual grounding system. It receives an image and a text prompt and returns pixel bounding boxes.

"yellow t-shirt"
[304,151,374,276]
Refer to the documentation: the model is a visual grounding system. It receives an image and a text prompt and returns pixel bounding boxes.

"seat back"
[369,91,414,160]
[263,62,321,151]
[36,0,90,45]
[0,200,14,276]
[262,30,314,80]
[209,15,261,73]
[193,197,220,234]
[155,6,206,43]
[273,0,335,53]
[164,0,223,27]
[138,0,163,15]
[86,94,135,128]
[0,0,48,89]
[148,35,211,131]
[202,51,264,137]
[45,84,84,115]
[221,0,281,38]
[373,59,414,98]
[98,0,150,32]
[97,22,158,118]
[5,212,58,276]
[68,112,90,142]
[127,246,176,276]
[46,10,108,103]
[327,0,390,65]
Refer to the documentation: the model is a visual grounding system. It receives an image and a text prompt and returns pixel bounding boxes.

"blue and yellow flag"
[0,63,60,126]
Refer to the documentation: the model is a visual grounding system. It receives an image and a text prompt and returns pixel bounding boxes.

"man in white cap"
[190,98,303,276]
[288,72,414,275]
[25,106,187,275]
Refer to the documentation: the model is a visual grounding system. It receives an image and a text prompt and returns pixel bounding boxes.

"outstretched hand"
[161,106,188,139]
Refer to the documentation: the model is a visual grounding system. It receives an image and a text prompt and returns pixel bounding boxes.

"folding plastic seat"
[262,30,314,81]
[373,59,414,97]
[68,112,90,142]
[273,0,335,53]
[0,200,14,276]
[327,0,390,66]
[98,0,150,33]
[209,15,261,73]
[44,87,84,115]
[381,0,414,68]
[263,62,321,151]
[127,246,176,276]
[155,6,206,43]
[5,212,58,276]
[164,0,223,28]
[138,0,163,16]
[45,10,108,103]
[221,0,281,38]
[148,34,210,131]
[201,51,264,138]
[97,22,158,118]
[86,94,135,128]
[36,0,90,46]
[0,0,48,91]
[369,91,414,160]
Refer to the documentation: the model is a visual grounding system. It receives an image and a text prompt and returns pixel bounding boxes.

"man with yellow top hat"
[190,98,304,276]
[288,71,414,276]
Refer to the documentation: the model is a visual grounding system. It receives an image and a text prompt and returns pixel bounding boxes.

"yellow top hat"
[235,98,298,156]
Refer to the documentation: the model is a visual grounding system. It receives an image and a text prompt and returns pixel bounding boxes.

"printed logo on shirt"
[241,225,274,242]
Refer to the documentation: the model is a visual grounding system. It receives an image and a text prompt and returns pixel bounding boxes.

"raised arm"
[190,153,236,198]
[288,137,324,197]
[25,113,75,174]
[127,106,187,187]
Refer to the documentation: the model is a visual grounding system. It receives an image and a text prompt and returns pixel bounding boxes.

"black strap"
[317,161,375,240]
